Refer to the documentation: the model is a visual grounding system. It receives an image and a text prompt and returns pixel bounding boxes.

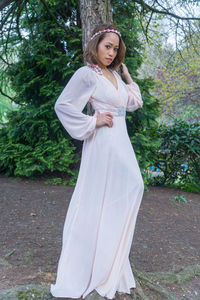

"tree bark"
[79,0,113,52]
[79,0,113,115]
[80,0,113,115]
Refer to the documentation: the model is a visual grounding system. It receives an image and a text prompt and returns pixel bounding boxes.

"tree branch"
[15,0,28,40]
[0,87,14,101]
[145,8,154,40]
[134,0,200,20]
[0,0,14,10]
[0,0,18,31]
[39,0,68,34]
[0,54,12,65]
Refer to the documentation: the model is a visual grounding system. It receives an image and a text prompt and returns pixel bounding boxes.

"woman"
[51,23,144,299]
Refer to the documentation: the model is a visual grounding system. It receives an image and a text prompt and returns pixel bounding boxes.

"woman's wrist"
[124,73,133,84]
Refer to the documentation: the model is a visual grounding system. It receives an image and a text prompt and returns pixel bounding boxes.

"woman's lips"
[106,58,112,62]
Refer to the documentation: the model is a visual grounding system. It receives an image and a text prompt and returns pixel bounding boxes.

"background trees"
[138,24,200,123]
[0,0,160,182]
[0,1,199,298]
[0,0,199,190]
[0,0,83,178]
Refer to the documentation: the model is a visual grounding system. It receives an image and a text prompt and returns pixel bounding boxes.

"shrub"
[152,119,200,192]
[0,101,78,178]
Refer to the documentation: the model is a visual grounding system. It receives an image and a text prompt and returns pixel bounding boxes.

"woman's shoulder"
[72,65,97,86]
[73,65,97,79]
[76,64,101,73]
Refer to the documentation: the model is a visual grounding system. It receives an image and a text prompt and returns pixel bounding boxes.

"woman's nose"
[108,49,114,56]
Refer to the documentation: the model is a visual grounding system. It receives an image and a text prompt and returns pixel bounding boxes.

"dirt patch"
[0,174,200,299]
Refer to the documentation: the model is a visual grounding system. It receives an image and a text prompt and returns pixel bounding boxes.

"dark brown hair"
[84,24,126,70]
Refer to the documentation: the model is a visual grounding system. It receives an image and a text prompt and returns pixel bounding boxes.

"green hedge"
[0,101,78,178]
[151,119,200,193]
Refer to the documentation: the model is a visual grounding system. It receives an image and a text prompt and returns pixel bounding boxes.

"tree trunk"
[79,0,113,52]
[79,0,112,115]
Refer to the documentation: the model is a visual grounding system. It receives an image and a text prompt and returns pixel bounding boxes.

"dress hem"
[50,284,136,299]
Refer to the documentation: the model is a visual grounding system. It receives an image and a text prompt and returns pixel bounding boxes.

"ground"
[0,174,200,300]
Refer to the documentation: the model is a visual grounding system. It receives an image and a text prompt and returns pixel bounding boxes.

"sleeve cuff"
[82,115,97,140]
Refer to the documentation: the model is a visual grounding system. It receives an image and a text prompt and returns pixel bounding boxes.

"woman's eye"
[105,45,118,51]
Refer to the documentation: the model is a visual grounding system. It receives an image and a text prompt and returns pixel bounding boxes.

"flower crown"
[90,29,121,41]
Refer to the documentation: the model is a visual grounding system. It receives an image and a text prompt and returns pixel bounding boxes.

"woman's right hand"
[95,111,113,128]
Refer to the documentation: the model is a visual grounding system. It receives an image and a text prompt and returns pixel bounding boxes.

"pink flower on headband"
[90,29,121,41]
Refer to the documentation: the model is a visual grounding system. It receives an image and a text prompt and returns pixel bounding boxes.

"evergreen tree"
[0,0,160,183]
[0,0,83,180]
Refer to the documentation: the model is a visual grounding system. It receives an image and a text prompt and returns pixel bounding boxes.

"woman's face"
[97,33,120,68]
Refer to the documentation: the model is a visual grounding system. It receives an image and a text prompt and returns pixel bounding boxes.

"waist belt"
[95,107,126,117]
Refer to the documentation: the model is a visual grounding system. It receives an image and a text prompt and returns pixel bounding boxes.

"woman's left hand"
[120,63,130,79]
[120,63,133,84]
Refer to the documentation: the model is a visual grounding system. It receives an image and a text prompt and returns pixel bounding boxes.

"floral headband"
[90,29,121,41]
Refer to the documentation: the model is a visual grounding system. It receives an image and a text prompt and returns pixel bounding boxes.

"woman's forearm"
[124,73,134,84]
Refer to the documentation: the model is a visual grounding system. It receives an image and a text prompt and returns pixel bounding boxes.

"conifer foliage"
[0,0,160,181]
[0,0,82,178]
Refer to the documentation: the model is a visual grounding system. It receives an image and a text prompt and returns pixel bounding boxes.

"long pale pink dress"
[50,64,144,299]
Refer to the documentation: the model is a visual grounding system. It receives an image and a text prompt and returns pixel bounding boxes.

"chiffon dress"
[51,64,144,299]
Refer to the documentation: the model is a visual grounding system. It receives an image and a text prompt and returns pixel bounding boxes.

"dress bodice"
[53,64,143,141]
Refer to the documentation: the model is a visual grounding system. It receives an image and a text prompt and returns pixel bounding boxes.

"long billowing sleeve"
[54,67,97,141]
[126,81,143,112]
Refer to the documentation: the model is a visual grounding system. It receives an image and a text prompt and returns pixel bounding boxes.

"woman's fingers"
[104,112,113,118]
[95,111,113,128]
[104,112,113,127]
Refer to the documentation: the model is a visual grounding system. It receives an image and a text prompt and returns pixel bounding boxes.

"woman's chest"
[90,76,128,108]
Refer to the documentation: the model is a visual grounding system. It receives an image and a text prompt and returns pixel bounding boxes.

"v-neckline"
[86,63,119,91]
[102,70,119,91]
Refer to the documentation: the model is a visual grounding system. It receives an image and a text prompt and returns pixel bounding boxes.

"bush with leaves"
[151,119,200,192]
